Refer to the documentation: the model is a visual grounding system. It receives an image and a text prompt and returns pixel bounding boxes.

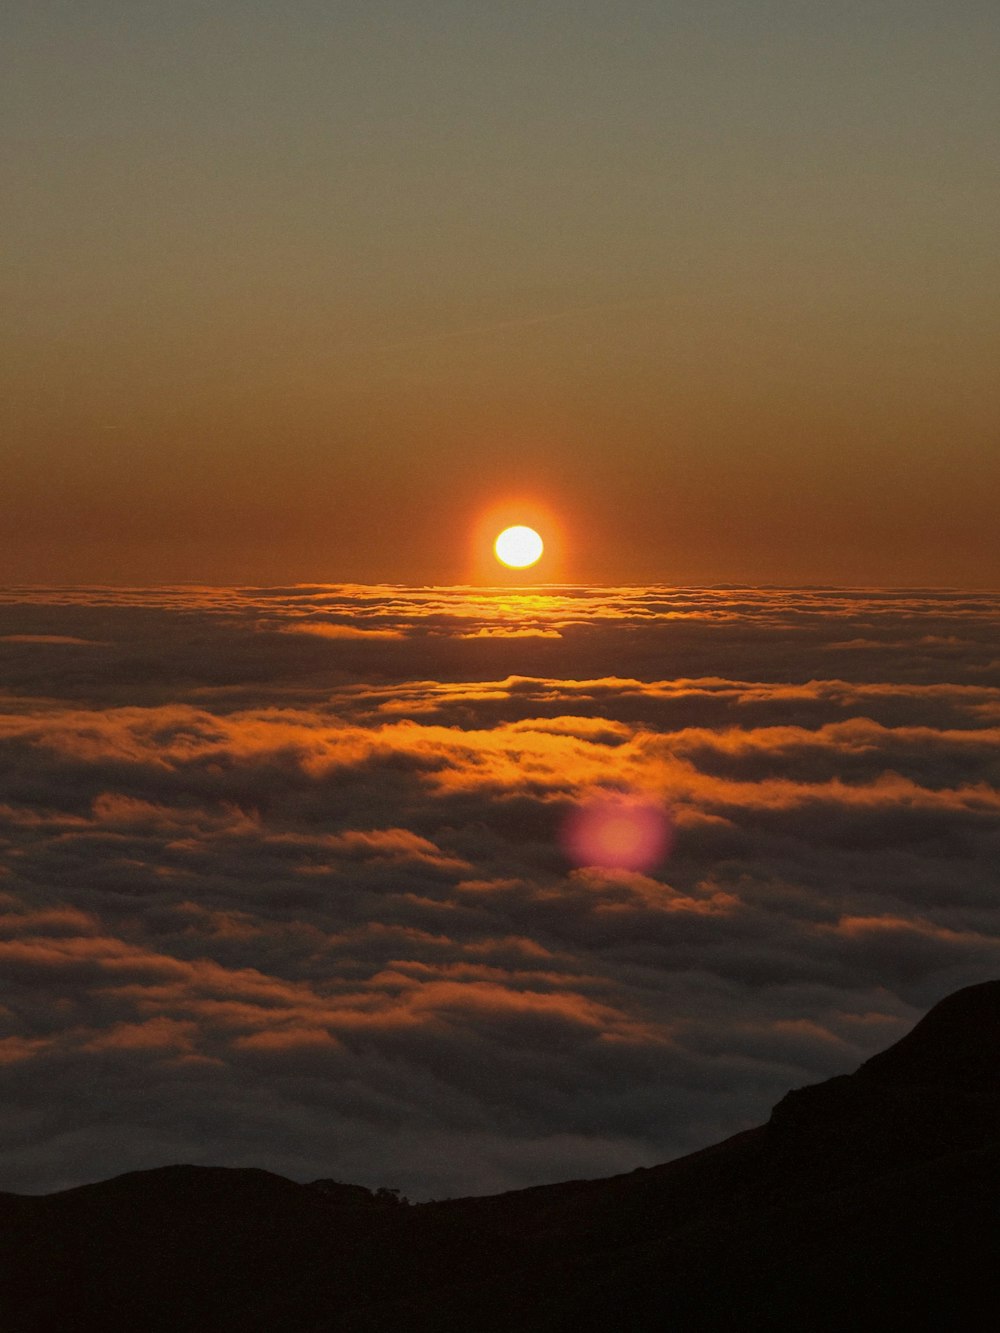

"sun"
[494,525,544,569]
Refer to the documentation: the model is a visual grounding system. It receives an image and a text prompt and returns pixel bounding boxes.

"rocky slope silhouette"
[1,980,998,1331]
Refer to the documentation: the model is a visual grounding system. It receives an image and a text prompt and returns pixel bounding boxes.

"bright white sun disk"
[494,526,544,569]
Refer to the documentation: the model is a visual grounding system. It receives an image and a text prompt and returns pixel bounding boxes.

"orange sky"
[3,2,998,586]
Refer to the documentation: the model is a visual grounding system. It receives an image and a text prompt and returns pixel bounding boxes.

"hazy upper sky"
[3,1,998,584]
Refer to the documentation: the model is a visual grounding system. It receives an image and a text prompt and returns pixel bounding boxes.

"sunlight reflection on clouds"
[0,583,999,1198]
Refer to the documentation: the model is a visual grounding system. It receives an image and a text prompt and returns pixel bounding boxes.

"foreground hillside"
[2,980,998,1331]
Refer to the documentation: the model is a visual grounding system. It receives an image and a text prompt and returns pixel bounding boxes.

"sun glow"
[494,525,544,569]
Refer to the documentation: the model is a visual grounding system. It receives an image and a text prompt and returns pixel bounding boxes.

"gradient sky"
[3,1,998,584]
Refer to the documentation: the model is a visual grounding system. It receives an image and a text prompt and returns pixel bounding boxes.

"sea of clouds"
[1,584,998,1197]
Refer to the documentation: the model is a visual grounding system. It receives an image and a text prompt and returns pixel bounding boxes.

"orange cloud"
[0,634,101,645]
[281,623,403,640]
[82,1017,197,1053]
[828,915,985,944]
[459,627,562,639]
[233,1028,341,1052]
[0,1036,55,1065]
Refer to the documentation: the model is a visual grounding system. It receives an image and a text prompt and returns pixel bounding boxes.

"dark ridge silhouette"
[1,981,998,1331]
[858,978,1000,1090]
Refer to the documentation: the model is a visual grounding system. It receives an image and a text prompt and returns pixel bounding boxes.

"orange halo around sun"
[494,525,544,569]
[470,501,561,582]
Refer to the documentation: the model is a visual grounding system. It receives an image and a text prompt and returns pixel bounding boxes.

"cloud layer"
[1,585,998,1197]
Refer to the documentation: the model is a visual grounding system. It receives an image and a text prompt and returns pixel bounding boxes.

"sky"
[1,584,999,1198]
[3,1,999,585]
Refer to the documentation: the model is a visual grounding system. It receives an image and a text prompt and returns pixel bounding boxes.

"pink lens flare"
[561,790,674,873]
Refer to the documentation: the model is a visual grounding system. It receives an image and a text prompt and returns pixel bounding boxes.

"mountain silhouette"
[1,980,997,1331]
